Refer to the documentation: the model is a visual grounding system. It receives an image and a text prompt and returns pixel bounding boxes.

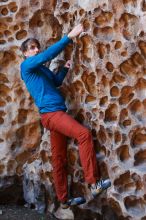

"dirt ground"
[0,205,58,220]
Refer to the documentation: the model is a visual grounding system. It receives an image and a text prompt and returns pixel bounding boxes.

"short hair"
[20,38,41,53]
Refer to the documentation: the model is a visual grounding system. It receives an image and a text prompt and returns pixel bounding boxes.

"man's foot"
[61,197,86,209]
[91,179,111,198]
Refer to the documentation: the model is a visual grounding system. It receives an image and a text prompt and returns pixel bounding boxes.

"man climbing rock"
[20,24,111,208]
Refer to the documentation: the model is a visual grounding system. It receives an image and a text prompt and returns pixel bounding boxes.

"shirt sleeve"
[53,67,69,87]
[23,35,73,71]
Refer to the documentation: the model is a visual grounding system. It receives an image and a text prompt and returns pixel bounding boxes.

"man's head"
[20,38,41,58]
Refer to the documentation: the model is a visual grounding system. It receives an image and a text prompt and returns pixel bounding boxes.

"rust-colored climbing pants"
[41,111,99,202]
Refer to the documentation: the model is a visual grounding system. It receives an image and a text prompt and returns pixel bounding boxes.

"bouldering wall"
[0,0,146,219]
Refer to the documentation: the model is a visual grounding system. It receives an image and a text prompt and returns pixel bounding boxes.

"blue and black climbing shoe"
[61,196,86,209]
[91,178,111,198]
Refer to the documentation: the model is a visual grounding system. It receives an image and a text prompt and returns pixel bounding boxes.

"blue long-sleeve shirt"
[20,35,72,113]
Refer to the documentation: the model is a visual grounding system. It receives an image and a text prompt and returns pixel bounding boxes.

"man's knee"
[78,127,92,142]
[52,156,67,170]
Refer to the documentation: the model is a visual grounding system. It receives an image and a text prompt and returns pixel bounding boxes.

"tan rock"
[0,0,146,219]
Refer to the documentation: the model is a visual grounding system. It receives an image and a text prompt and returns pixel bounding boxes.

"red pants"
[41,111,100,202]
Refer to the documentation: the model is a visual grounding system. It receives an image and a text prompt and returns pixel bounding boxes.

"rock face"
[0,0,146,219]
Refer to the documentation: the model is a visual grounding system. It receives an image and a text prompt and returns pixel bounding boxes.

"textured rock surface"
[0,0,146,219]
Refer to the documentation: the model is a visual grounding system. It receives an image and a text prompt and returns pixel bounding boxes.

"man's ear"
[23,51,28,57]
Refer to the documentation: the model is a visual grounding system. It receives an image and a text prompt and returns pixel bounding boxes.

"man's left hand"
[64,60,72,68]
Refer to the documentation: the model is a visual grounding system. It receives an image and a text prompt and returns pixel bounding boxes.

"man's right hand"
[64,60,72,68]
[68,24,83,39]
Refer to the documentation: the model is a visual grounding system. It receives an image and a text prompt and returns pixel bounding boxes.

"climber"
[20,24,111,209]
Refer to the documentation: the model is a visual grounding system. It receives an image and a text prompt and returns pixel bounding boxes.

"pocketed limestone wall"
[0,0,146,219]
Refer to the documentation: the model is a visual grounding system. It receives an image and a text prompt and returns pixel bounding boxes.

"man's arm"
[52,60,71,87]
[23,36,72,70]
[23,24,83,71]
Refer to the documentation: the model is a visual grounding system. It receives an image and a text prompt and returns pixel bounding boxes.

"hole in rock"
[7,159,17,173]
[40,150,49,163]
[16,30,27,40]
[61,12,69,23]
[96,43,106,59]
[122,119,131,127]
[134,78,146,99]
[117,145,130,162]
[83,19,90,31]
[124,196,145,217]
[6,17,13,22]
[94,26,114,41]
[0,51,16,68]
[114,171,136,193]
[99,96,108,106]
[17,109,28,123]
[0,117,4,124]
[119,108,129,125]
[15,7,28,19]
[131,52,145,66]
[0,32,3,38]
[0,98,6,107]
[99,161,109,178]
[84,72,96,95]
[97,125,107,144]
[4,30,11,37]
[110,86,120,97]
[13,25,19,31]
[115,41,122,49]
[85,95,96,103]
[61,2,70,9]
[0,39,6,44]
[112,72,126,84]
[119,13,138,28]
[120,59,137,76]
[134,149,146,165]
[142,0,146,11]
[0,84,10,97]
[119,86,134,105]
[114,130,122,144]
[68,149,77,166]
[107,198,122,217]
[106,62,114,72]
[131,173,142,191]
[80,35,92,61]
[138,41,146,58]
[121,51,127,57]
[129,99,143,115]
[104,104,118,122]
[8,2,18,12]
[6,96,12,102]
[79,9,85,16]
[130,128,146,148]
[1,7,9,16]
[8,37,13,42]
[75,109,85,124]
[94,11,113,26]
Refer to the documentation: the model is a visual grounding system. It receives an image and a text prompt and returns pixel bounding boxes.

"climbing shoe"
[91,178,111,198]
[61,196,86,209]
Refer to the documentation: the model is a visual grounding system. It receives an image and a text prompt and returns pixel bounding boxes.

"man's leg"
[41,111,100,185]
[50,130,68,202]
[41,111,111,201]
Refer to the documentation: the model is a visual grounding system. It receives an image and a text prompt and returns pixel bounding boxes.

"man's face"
[24,43,40,57]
